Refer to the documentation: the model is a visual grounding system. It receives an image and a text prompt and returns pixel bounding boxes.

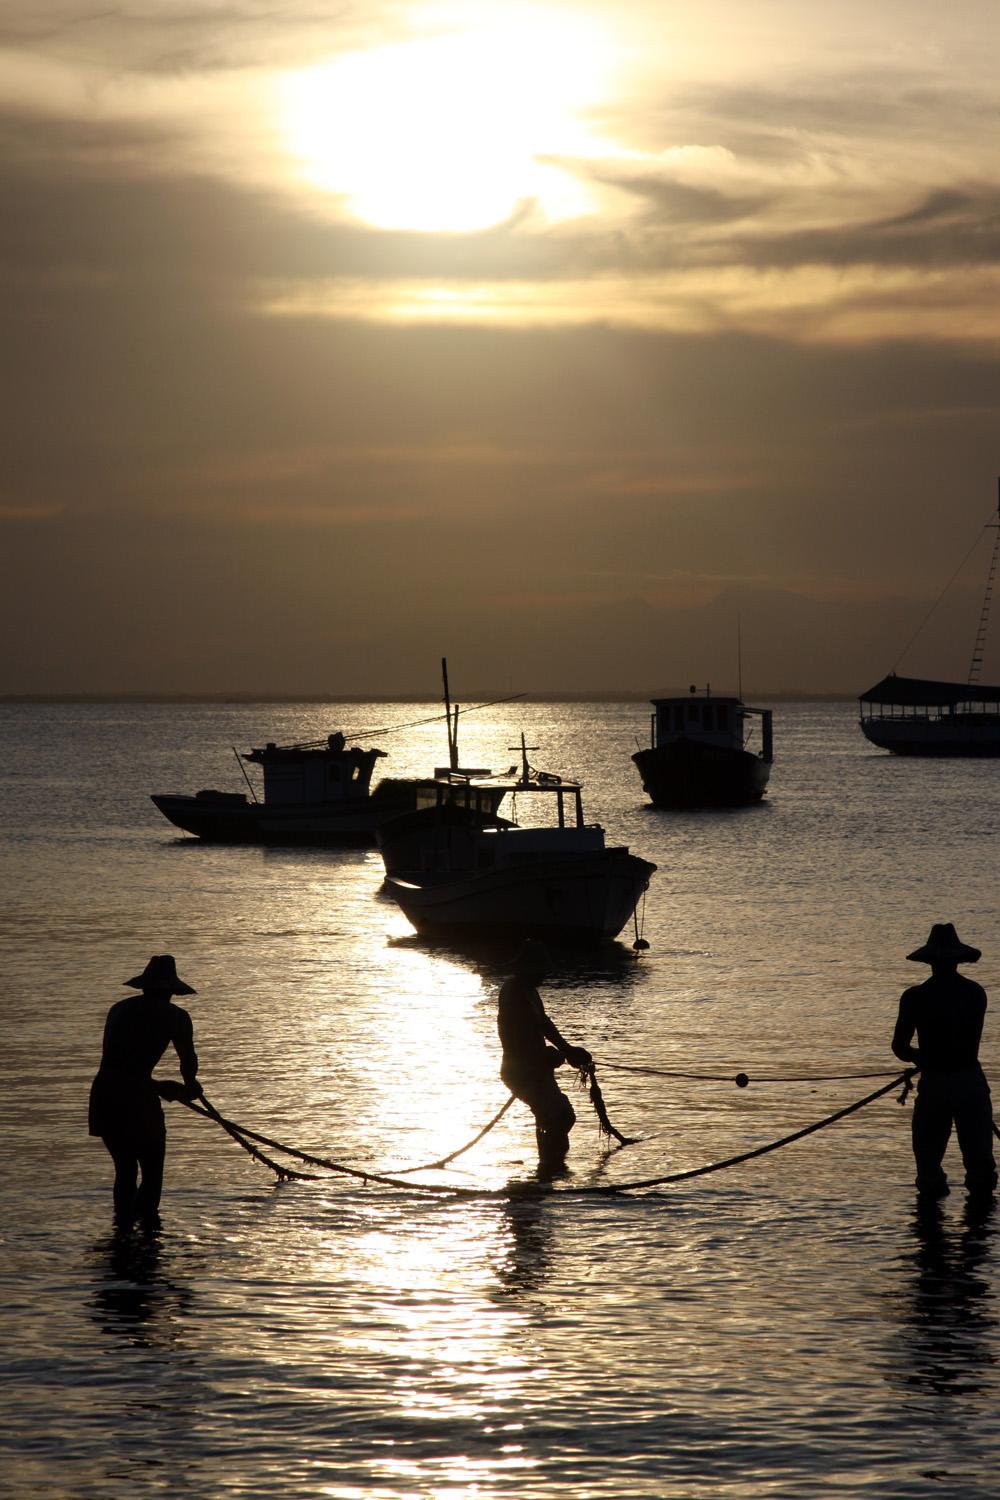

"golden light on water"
[279,8,614,232]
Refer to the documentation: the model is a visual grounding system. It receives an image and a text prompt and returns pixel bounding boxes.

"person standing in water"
[497,940,592,1172]
[89,955,203,1224]
[892,923,997,1201]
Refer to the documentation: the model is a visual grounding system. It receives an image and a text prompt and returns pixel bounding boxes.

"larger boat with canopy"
[859,484,1000,756]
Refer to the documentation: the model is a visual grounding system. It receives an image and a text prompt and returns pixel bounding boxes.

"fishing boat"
[859,487,1000,755]
[632,686,773,808]
[381,736,656,942]
[151,733,425,844]
[151,661,512,844]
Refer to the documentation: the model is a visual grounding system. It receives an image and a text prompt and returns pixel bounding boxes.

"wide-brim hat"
[906,923,981,965]
[124,954,196,995]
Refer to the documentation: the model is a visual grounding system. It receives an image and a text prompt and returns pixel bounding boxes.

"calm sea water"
[2,700,1000,1499]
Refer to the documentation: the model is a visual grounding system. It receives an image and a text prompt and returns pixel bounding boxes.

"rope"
[182,1071,914,1199]
[187,1093,515,1181]
[195,1094,316,1182]
[597,1062,905,1085]
[568,1071,914,1195]
[580,1065,638,1146]
[379,1095,515,1173]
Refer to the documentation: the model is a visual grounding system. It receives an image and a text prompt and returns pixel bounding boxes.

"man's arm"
[891,990,920,1065]
[170,1008,202,1097]
[540,1009,592,1070]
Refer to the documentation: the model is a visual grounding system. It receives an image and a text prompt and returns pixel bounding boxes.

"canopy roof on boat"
[859,673,1000,706]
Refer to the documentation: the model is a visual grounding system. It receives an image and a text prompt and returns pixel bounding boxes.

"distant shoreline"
[0,690,857,704]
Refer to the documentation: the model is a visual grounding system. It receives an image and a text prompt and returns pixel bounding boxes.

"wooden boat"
[632,688,773,808]
[151,662,511,845]
[381,736,656,942]
[859,486,1000,756]
[151,733,426,844]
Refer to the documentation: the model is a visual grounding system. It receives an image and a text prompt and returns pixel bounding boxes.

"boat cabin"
[243,733,387,806]
[648,689,773,757]
[859,673,1000,723]
[413,768,508,819]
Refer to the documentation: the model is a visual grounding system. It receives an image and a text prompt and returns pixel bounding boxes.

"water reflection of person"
[896,1198,997,1403]
[891,924,998,1202]
[88,955,203,1226]
[494,1195,553,1296]
[497,940,592,1174]
[88,1226,193,1348]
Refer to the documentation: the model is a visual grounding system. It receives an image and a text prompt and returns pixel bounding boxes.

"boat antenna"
[737,612,743,700]
[967,479,1000,685]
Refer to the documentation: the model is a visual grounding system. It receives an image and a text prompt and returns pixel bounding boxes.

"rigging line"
[271,692,528,752]
[891,514,995,675]
[344,691,529,745]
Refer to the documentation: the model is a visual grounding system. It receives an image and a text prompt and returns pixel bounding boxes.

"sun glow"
[280,10,612,232]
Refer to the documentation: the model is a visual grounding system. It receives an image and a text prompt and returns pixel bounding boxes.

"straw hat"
[124,954,196,995]
[906,923,981,965]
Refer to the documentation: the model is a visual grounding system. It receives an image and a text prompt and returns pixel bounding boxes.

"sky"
[3,0,1000,696]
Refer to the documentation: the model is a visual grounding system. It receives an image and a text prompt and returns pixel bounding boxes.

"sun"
[279,10,611,233]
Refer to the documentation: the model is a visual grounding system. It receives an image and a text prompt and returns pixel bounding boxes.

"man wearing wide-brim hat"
[88,955,203,1224]
[891,923,997,1201]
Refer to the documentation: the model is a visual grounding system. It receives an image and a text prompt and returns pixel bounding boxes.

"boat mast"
[967,480,1000,686]
[441,656,458,770]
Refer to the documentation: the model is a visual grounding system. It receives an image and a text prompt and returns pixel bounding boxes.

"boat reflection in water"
[379,735,656,944]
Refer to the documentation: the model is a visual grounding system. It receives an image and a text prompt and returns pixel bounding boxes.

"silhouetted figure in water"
[892,924,997,1202]
[89,955,202,1224]
[497,940,592,1173]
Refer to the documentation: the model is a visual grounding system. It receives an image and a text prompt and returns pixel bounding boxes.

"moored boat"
[151,733,423,844]
[859,485,1000,756]
[632,687,773,808]
[380,736,656,942]
[859,676,1000,755]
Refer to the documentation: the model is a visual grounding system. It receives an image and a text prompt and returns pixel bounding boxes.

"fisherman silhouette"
[496,939,592,1173]
[892,923,998,1202]
[88,955,202,1224]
